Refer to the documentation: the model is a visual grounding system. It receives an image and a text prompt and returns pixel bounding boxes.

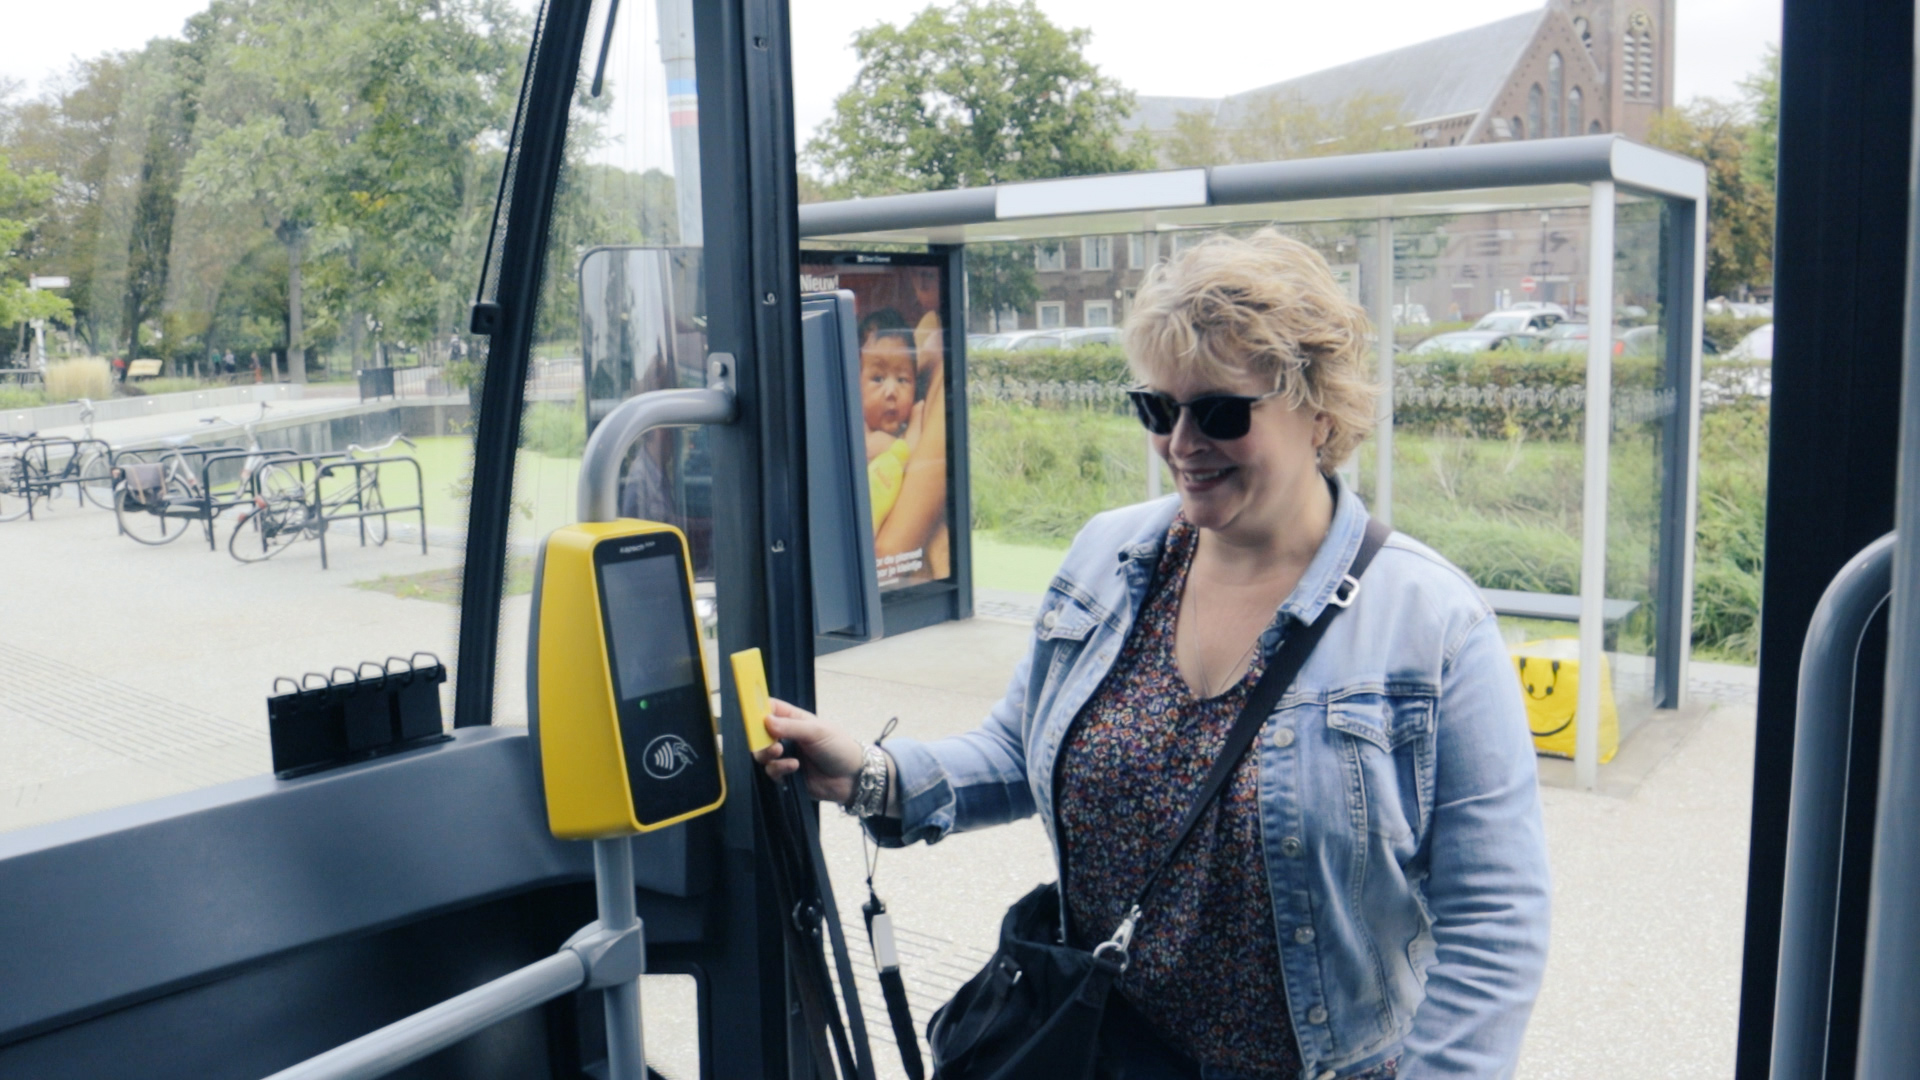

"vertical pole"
[594,838,646,1079]
[1372,217,1395,524]
[1576,181,1616,791]
[1854,8,1920,1061]
[1653,194,1706,709]
[658,0,703,247]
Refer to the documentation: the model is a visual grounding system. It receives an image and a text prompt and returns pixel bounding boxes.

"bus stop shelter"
[799,134,1709,789]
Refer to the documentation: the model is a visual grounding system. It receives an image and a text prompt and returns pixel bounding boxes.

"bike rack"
[2,435,112,521]
[311,454,429,570]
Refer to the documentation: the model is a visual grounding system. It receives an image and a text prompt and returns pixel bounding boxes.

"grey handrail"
[578,355,736,523]
[1770,531,1895,1079]
[262,953,587,1080]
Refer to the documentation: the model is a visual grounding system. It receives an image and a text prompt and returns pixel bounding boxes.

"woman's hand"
[751,698,866,806]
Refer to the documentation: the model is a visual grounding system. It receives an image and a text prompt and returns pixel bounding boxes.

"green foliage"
[968,344,1129,384]
[805,1,1150,317]
[806,0,1150,196]
[967,387,1771,663]
[1702,313,1772,353]
[1648,53,1778,297]
[1,0,527,372]
[1740,44,1780,192]
[1164,90,1416,167]
[519,400,586,459]
[1390,350,1663,441]
[968,401,1151,544]
[0,384,47,408]
[1690,403,1769,660]
[0,152,71,334]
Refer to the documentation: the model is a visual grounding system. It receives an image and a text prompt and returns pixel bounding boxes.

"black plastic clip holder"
[268,654,450,778]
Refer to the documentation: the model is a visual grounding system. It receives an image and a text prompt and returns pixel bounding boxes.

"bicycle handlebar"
[345,434,416,457]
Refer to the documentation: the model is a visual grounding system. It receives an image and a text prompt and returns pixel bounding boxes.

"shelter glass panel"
[1605,194,1669,730]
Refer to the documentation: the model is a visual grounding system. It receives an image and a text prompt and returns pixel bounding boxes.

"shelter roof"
[796,136,1705,247]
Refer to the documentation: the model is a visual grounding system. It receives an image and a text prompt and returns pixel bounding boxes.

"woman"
[757,231,1549,1079]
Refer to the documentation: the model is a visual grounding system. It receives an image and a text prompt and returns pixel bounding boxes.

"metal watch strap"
[845,745,890,818]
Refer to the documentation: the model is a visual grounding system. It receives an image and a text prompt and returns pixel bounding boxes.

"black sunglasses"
[1126,388,1284,440]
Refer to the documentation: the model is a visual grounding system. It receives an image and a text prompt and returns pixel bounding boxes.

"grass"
[0,384,46,408]
[356,556,534,603]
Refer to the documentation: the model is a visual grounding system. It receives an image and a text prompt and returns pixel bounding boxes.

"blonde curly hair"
[1123,229,1379,473]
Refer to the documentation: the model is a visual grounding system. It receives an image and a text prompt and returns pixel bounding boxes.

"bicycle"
[113,403,285,546]
[0,425,115,523]
[228,434,417,564]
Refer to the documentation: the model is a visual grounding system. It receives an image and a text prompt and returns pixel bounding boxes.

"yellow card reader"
[532,520,725,839]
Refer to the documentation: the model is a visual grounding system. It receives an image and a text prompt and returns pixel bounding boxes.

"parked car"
[968,332,1029,351]
[1506,301,1570,320]
[1473,309,1562,333]
[1409,330,1546,356]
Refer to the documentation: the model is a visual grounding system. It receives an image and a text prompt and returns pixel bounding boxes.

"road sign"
[29,276,69,289]
[1520,276,1537,294]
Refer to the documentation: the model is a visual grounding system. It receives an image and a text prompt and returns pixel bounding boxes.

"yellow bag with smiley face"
[1511,637,1618,763]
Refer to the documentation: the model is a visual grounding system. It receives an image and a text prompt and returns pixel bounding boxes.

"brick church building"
[987,0,1677,334]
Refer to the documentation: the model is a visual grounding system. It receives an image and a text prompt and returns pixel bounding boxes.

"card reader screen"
[600,553,699,701]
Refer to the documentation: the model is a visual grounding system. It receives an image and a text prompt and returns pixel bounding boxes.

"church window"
[1591,119,1604,135]
[1511,115,1526,140]
[1574,16,1592,50]
[1569,86,1584,137]
[1623,9,1656,103]
[1528,84,1544,141]
[1548,53,1564,137]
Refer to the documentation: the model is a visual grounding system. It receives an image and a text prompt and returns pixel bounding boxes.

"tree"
[179,0,525,381]
[1739,44,1780,193]
[807,0,1151,317]
[0,153,73,347]
[1648,97,1775,297]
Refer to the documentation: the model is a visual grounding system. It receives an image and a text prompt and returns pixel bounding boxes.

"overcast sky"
[6,0,1782,157]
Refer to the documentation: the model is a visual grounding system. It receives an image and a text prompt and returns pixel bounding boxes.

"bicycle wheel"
[0,456,29,523]
[114,485,191,545]
[228,475,309,564]
[360,481,389,546]
[78,450,114,509]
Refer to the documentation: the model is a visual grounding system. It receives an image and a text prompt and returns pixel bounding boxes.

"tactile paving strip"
[0,640,268,792]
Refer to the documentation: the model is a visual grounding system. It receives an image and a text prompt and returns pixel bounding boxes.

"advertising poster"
[800,252,953,591]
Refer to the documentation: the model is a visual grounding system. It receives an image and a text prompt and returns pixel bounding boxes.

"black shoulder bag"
[925,517,1391,1080]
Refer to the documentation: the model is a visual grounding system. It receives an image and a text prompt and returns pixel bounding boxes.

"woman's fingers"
[753,698,865,805]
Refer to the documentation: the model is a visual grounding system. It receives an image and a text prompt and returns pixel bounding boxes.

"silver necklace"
[1186,561,1262,699]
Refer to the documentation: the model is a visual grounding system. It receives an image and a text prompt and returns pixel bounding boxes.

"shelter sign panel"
[800,252,955,591]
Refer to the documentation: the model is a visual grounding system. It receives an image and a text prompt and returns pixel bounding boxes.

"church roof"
[1133,9,1546,131]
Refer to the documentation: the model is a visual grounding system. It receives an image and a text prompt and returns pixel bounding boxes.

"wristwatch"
[844,744,891,818]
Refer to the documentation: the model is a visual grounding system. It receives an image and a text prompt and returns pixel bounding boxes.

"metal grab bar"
[263,952,587,1080]
[577,356,736,523]
[1770,531,1895,1079]
[262,373,738,1080]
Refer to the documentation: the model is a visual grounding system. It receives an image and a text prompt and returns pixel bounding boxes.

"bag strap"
[1121,516,1393,931]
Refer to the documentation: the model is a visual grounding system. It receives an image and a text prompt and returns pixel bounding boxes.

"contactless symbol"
[643,734,698,780]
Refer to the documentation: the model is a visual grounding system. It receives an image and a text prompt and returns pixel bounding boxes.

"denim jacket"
[876,479,1550,1079]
